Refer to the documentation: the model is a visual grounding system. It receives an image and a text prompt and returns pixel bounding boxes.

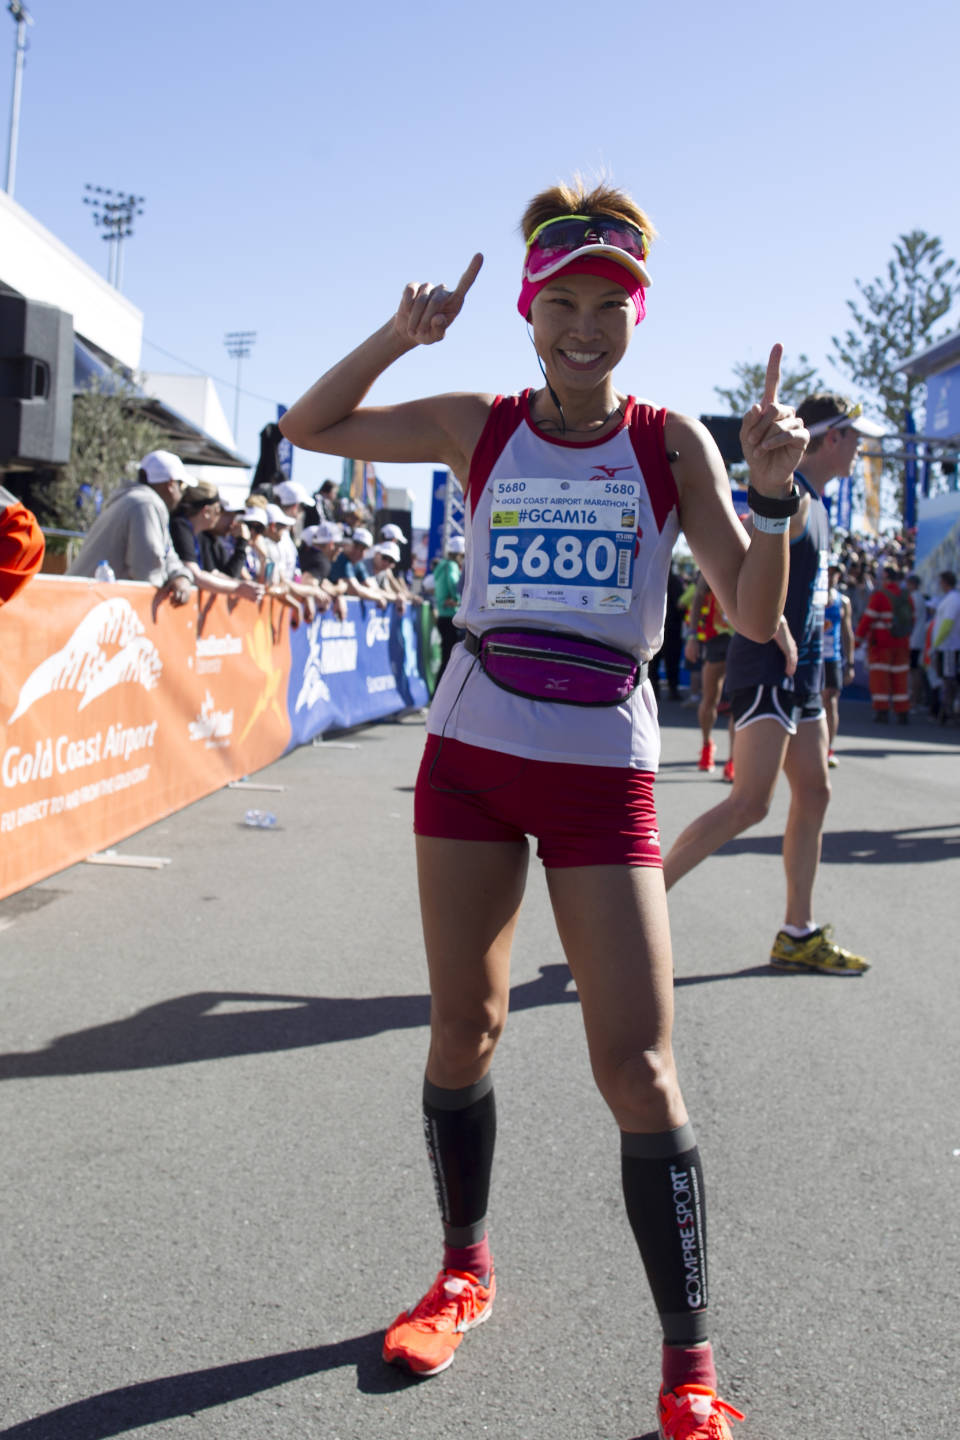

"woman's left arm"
[671,344,807,644]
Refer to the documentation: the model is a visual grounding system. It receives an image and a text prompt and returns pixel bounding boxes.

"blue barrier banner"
[285,599,429,747]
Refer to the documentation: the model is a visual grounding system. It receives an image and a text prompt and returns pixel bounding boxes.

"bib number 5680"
[490,533,619,582]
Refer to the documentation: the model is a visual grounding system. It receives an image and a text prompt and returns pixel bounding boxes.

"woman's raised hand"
[739,343,809,495]
[393,254,484,346]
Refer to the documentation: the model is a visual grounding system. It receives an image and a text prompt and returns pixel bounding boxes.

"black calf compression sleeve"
[621,1123,709,1344]
[422,1074,497,1245]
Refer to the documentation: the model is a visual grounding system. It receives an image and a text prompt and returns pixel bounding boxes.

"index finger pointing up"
[763,342,783,406]
[453,253,484,299]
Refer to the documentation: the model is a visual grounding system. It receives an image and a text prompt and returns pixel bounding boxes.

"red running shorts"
[414,734,661,869]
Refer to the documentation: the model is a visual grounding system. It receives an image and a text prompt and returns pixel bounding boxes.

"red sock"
[442,1235,491,1284]
[661,1340,717,1394]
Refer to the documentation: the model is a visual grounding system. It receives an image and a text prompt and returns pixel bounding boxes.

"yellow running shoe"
[658,1383,745,1439]
[382,1267,495,1376]
[770,924,870,976]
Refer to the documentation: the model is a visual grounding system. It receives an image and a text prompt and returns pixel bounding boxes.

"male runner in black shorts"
[663,394,877,975]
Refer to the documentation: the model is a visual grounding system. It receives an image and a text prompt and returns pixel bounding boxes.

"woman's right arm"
[279,256,491,486]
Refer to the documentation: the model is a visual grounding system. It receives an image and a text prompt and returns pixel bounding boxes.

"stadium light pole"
[82,185,145,290]
[224,331,257,442]
[4,1,32,197]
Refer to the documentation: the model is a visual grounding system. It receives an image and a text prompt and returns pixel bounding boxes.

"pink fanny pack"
[463,627,646,707]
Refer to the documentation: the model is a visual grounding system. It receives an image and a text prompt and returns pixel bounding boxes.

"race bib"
[486,477,638,613]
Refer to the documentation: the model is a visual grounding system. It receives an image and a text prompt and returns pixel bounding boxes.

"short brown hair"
[520,178,656,248]
[797,392,856,454]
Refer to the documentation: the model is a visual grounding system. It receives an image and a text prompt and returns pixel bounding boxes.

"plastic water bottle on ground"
[243,809,278,828]
[94,560,116,582]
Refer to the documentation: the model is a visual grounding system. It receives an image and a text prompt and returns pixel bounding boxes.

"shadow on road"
[716,822,960,866]
[0,1329,412,1439]
[0,964,579,1080]
[675,965,775,986]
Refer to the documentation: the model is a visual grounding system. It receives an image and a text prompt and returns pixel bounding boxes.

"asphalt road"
[1,698,957,1440]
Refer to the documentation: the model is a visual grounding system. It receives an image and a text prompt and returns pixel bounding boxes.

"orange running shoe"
[382,1267,495,1376]
[722,759,735,783]
[658,1383,745,1439]
[697,741,716,773]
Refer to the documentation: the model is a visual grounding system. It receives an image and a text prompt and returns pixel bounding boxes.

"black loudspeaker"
[375,506,413,570]
[699,414,743,467]
[0,296,74,466]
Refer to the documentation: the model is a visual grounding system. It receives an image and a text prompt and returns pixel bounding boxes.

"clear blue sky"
[6,0,959,523]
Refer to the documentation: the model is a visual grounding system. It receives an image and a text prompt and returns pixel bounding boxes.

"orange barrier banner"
[1,577,294,899]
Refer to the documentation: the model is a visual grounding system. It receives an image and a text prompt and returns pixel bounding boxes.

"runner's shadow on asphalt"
[0,1330,411,1439]
[0,963,580,1079]
[715,823,960,865]
[674,966,775,986]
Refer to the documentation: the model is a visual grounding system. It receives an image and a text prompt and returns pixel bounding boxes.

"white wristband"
[751,511,790,535]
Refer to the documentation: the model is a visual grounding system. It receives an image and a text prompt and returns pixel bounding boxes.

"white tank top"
[427,391,680,769]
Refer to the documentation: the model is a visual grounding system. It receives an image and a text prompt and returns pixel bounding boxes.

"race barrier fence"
[0,577,429,900]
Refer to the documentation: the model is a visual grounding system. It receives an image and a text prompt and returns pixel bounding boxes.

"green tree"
[831,230,956,432]
[21,372,169,539]
[713,353,825,414]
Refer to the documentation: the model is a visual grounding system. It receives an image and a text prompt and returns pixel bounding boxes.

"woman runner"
[280,181,807,1440]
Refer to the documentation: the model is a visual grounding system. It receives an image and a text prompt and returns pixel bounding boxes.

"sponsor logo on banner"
[8,598,162,724]
[366,613,391,647]
[195,630,243,675]
[294,619,332,714]
[238,615,289,743]
[187,692,234,747]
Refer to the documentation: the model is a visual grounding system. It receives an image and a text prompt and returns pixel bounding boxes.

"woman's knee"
[429,1001,506,1073]
[594,1045,680,1129]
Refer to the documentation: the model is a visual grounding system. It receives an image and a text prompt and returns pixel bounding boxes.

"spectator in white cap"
[432,533,465,681]
[372,537,421,613]
[68,449,194,606]
[380,522,408,545]
[370,540,410,614]
[264,502,330,621]
[329,524,388,608]
[275,479,313,513]
[274,479,314,534]
[299,520,348,619]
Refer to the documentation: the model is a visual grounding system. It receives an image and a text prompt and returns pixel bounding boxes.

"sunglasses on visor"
[806,402,864,437]
[523,214,651,285]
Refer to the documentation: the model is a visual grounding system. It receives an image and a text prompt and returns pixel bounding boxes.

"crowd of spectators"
[62,449,424,629]
[661,527,960,739]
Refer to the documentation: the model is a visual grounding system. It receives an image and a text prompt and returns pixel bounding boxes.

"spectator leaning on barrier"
[169,483,265,603]
[377,522,420,609]
[67,450,194,606]
[299,521,348,620]
[329,525,387,608]
[370,541,407,613]
[0,484,45,607]
[202,494,248,577]
[264,503,326,622]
